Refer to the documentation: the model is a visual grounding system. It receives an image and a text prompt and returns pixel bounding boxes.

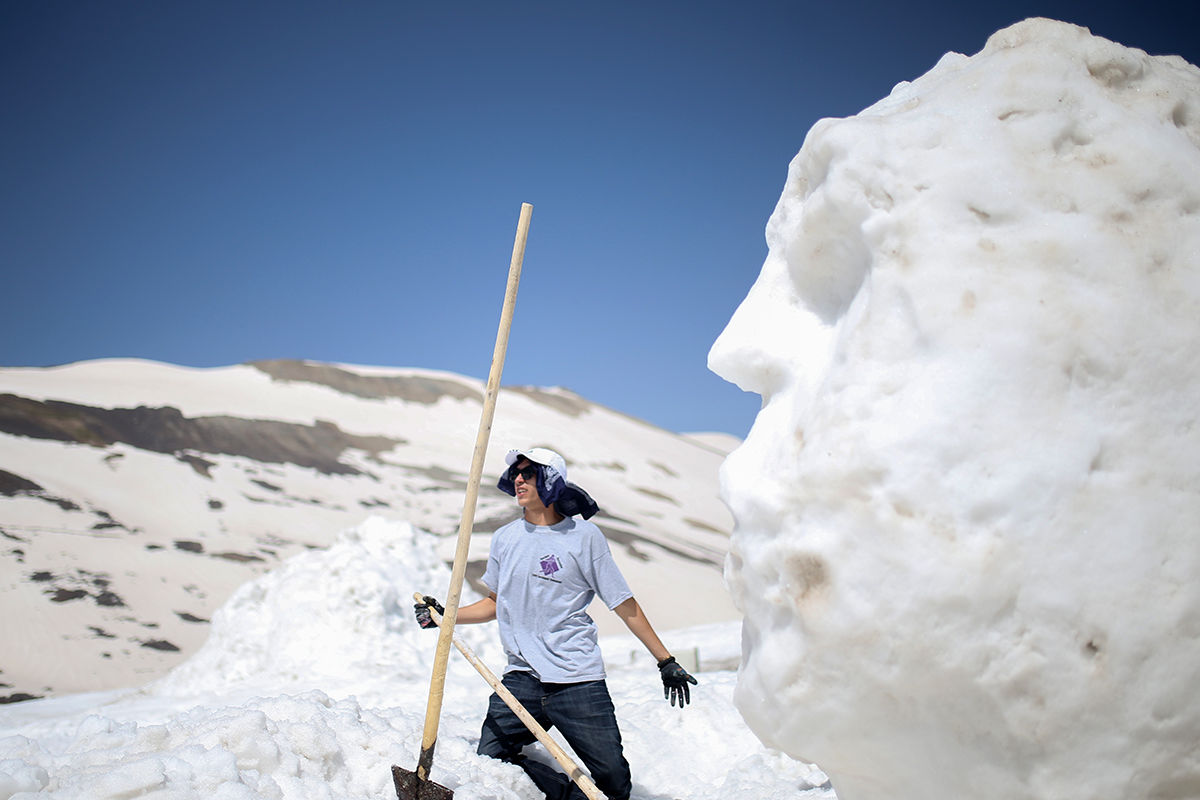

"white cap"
[505,447,567,484]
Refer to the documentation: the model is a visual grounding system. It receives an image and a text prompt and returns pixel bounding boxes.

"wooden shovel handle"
[416,203,533,783]
[416,594,607,800]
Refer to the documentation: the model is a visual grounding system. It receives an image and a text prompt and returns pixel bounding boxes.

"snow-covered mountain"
[0,358,739,702]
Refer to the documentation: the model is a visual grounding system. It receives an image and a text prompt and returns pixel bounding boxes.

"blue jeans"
[477,671,631,800]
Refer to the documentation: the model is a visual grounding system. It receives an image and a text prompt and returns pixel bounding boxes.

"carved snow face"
[708,19,1200,799]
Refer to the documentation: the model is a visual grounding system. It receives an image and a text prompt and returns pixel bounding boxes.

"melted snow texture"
[710,18,1200,800]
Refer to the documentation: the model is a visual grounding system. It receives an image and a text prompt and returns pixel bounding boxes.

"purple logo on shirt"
[539,554,562,578]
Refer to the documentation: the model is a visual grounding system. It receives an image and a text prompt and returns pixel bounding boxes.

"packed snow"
[709,18,1200,800]
[0,518,832,799]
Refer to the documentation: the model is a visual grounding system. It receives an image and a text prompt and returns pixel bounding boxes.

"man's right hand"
[414,595,444,629]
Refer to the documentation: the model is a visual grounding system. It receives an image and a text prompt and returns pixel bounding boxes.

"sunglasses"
[509,464,540,481]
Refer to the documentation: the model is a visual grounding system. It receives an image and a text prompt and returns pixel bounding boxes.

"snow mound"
[710,18,1200,800]
[0,690,428,799]
[152,517,494,697]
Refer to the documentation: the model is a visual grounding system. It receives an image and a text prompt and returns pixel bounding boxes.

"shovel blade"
[392,765,454,800]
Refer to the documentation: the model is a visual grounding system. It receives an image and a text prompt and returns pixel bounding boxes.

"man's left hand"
[658,656,698,707]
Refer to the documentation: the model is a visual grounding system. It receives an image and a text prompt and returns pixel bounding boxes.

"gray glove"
[658,656,698,707]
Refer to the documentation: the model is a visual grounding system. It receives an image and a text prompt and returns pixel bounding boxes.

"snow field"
[0,519,830,800]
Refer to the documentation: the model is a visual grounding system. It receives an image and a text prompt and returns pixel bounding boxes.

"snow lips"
[709,18,1200,800]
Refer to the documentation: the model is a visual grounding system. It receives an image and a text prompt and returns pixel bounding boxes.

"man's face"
[512,459,546,511]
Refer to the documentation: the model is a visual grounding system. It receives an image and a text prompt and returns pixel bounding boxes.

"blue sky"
[2,1,1196,437]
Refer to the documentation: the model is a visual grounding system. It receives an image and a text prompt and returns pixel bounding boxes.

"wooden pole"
[413,202,533,787]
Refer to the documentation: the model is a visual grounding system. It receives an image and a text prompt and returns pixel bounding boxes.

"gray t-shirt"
[481,516,633,682]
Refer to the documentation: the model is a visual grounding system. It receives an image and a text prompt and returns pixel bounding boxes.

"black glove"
[658,656,698,707]
[414,595,444,629]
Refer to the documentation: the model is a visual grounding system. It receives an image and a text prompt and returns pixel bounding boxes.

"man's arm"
[414,593,497,628]
[615,596,698,707]
[613,596,671,662]
[456,593,498,624]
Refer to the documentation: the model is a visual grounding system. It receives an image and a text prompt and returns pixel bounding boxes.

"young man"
[415,447,697,800]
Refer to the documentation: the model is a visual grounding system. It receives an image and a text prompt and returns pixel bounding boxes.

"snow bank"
[0,518,830,800]
[151,516,496,698]
[0,692,415,799]
[710,18,1200,800]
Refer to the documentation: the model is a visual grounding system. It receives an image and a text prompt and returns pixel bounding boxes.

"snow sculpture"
[709,18,1200,800]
